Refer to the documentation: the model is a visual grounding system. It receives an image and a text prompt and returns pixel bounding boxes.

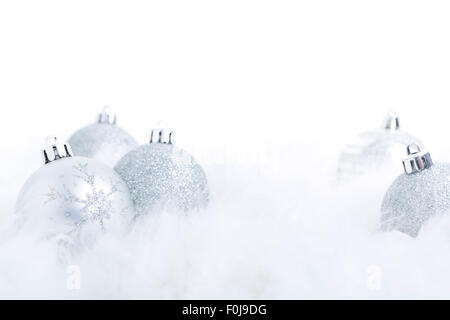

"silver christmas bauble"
[15,137,134,239]
[381,144,450,237]
[337,112,421,181]
[114,126,209,214]
[68,106,138,167]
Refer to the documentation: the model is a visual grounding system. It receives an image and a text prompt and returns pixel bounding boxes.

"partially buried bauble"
[337,112,421,182]
[381,143,450,237]
[114,125,209,215]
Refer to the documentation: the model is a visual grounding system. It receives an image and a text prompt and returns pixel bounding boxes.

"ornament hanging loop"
[402,143,433,175]
[98,106,117,125]
[42,136,73,164]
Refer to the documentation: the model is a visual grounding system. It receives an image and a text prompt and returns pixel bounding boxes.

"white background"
[1,1,450,298]
[1,1,450,188]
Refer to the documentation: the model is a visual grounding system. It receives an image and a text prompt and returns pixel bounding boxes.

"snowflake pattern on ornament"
[45,161,122,232]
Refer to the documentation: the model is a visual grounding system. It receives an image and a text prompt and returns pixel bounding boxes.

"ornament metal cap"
[98,106,117,125]
[42,136,74,164]
[150,121,174,145]
[382,111,400,131]
[402,143,433,175]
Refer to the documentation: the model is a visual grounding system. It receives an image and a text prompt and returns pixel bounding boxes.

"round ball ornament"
[15,137,134,239]
[337,112,421,181]
[68,106,138,167]
[381,144,450,237]
[114,125,209,214]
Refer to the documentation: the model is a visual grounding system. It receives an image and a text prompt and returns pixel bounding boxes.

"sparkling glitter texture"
[381,162,450,237]
[337,114,421,182]
[15,156,134,239]
[114,143,209,214]
[69,123,138,167]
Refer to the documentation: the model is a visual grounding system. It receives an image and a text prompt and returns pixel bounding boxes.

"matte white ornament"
[15,137,134,239]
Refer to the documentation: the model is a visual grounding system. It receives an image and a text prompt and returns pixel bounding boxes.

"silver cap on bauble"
[402,143,433,175]
[42,136,73,165]
[98,106,117,125]
[382,111,400,131]
[150,122,174,145]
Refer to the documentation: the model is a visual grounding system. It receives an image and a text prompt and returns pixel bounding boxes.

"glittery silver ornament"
[337,112,421,181]
[114,125,209,214]
[381,144,450,237]
[68,106,138,167]
[15,137,134,239]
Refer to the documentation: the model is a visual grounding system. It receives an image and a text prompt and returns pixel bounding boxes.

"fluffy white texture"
[1,143,450,299]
